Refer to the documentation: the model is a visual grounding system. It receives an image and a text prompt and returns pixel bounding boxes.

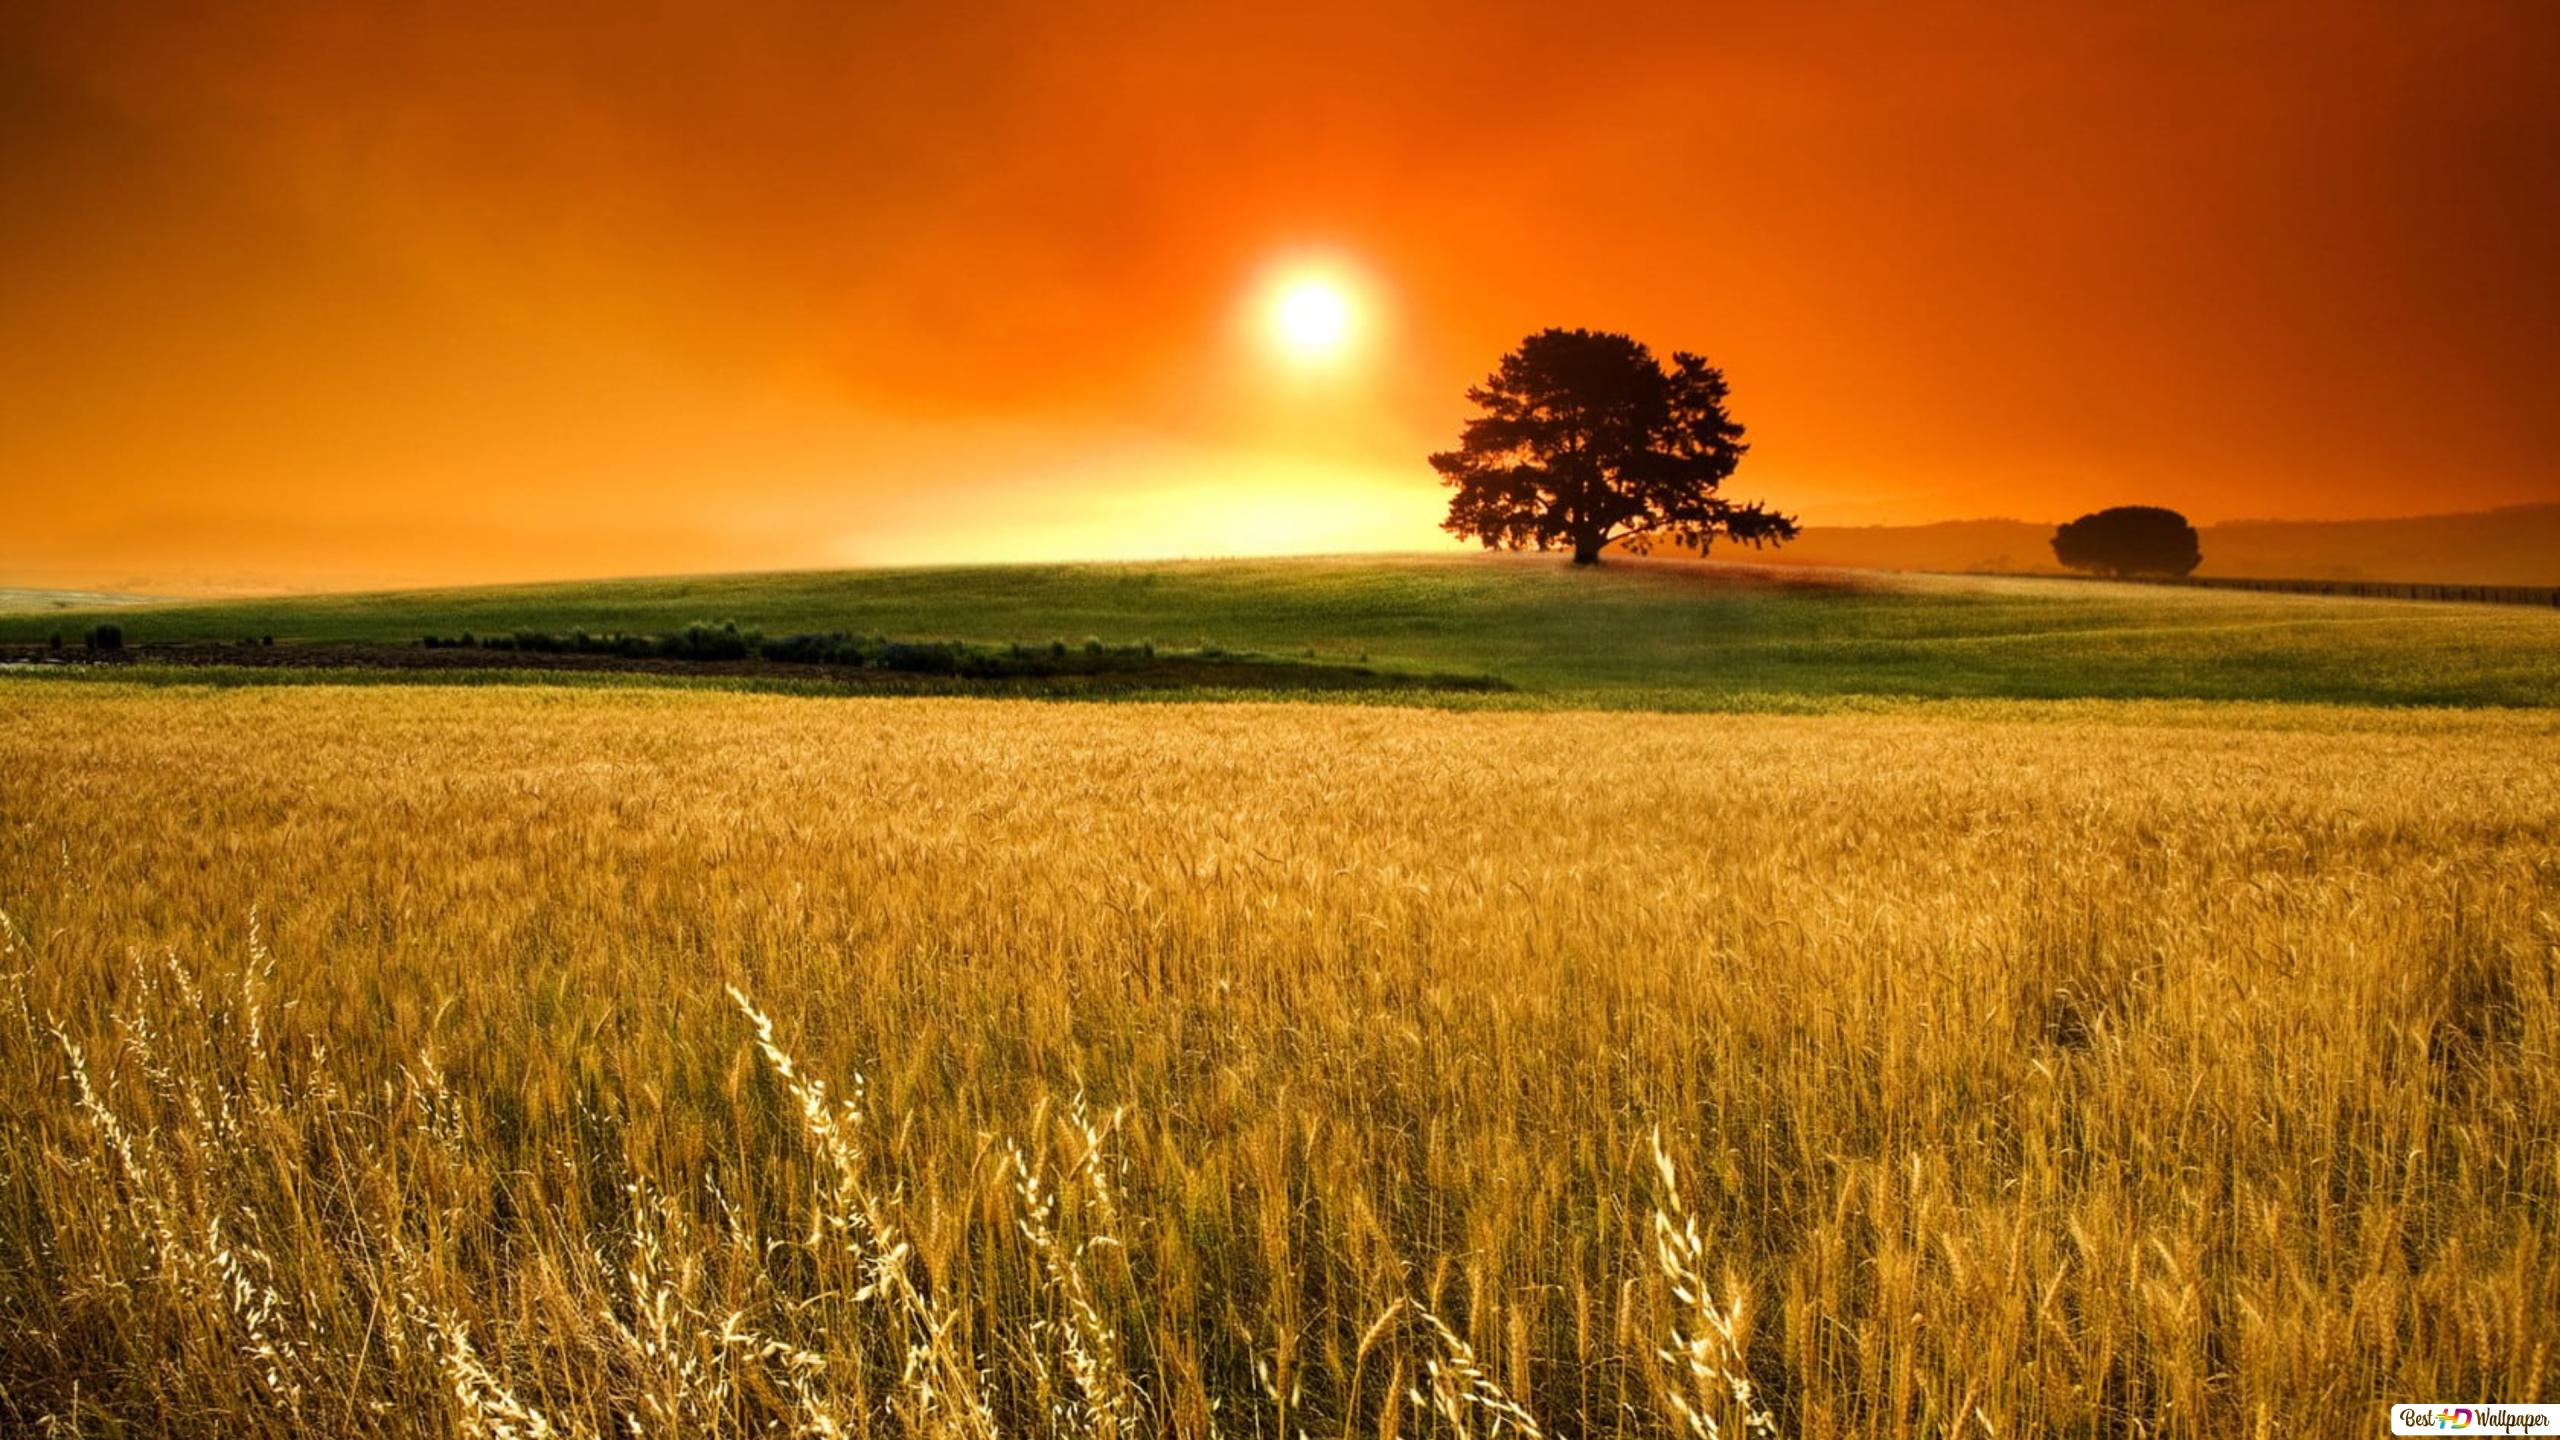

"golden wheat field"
[3,681,2556,1438]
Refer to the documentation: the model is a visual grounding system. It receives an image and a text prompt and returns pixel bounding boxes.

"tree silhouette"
[2050,506,2202,578]
[1432,328,1797,565]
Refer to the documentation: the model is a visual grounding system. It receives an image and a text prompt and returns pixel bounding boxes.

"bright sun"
[1266,270,1358,362]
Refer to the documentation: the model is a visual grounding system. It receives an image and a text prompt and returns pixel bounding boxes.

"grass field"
[5,557,2557,1436]
[9,554,2560,707]
[3,681,2556,1438]
[0,588,164,614]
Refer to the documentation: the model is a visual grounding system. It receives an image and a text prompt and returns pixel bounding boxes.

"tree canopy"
[1431,328,1797,565]
[2050,506,2203,578]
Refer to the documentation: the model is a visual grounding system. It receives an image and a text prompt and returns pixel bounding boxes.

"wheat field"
[2,682,2554,1438]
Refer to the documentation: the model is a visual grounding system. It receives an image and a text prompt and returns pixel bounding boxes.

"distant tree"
[1432,328,1797,565]
[2050,506,2202,578]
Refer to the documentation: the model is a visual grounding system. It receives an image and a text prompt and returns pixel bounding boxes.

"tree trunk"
[1571,534,1605,566]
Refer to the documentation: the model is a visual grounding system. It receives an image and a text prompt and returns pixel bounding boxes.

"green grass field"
[8,553,2559,708]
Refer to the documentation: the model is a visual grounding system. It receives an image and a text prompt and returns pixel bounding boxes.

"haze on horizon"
[6,0,2558,593]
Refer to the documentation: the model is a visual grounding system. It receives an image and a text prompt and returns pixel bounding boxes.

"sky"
[5,0,2558,592]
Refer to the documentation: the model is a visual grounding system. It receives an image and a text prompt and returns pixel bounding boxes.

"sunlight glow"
[1265,269,1358,362]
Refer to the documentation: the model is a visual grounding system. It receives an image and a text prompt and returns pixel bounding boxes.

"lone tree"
[2050,506,2202,578]
[1432,327,1796,565]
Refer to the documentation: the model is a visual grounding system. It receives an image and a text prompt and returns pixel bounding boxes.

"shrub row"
[47,626,266,653]
[418,624,1179,678]
[422,622,768,661]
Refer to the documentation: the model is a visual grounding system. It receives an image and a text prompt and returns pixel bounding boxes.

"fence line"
[2055,573,2560,608]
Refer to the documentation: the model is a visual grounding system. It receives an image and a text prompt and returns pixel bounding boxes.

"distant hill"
[2196,506,2560,585]
[1709,503,2560,586]
[1714,519,2058,576]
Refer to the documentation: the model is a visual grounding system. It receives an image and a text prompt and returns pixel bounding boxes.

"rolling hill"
[6,553,2559,709]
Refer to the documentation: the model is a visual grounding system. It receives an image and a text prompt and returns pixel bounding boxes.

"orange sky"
[5,1,2558,592]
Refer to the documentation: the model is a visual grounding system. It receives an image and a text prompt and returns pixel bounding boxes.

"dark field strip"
[0,639,1513,696]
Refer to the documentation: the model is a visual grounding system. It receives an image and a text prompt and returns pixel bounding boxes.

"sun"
[1264,268,1359,363]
